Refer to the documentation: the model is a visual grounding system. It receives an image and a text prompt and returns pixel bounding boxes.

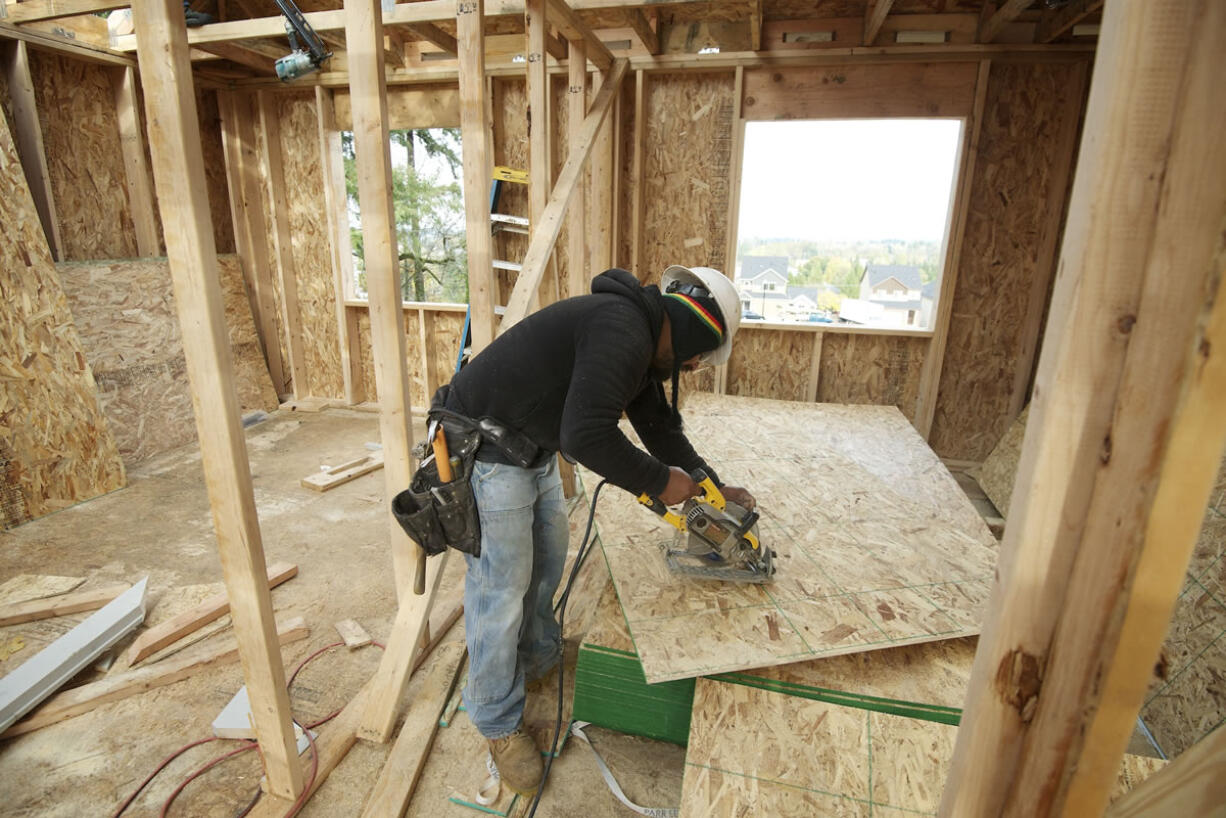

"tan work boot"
[488,729,544,796]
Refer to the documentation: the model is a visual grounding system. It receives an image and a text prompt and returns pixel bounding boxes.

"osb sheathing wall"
[0,111,125,529]
[277,91,344,398]
[29,50,139,261]
[928,61,1088,460]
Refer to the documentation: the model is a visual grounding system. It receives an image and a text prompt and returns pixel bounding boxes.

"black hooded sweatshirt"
[441,268,718,497]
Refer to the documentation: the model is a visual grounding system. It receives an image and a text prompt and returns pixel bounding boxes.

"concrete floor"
[0,408,685,817]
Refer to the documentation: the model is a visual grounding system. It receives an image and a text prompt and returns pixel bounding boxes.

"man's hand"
[721,485,756,511]
[659,467,701,505]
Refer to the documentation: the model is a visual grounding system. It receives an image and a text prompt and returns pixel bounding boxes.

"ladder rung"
[493,259,523,272]
[491,213,529,227]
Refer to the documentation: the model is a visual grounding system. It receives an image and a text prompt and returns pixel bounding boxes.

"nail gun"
[637,470,775,584]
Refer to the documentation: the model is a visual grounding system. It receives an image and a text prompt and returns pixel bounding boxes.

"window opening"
[342,127,469,304]
[734,119,962,330]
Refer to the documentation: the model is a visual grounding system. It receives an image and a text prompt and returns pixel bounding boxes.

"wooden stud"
[456,0,496,353]
[723,66,744,279]
[587,67,613,273]
[315,85,362,405]
[629,68,644,277]
[748,0,762,52]
[565,39,588,297]
[940,2,1226,814]
[864,0,897,46]
[112,66,159,257]
[502,57,627,331]
[125,562,298,666]
[610,78,622,266]
[130,0,303,796]
[358,641,466,817]
[805,331,823,403]
[345,0,421,595]
[526,0,557,305]
[258,91,308,399]
[545,0,613,70]
[978,0,1031,44]
[913,60,989,439]
[3,40,63,261]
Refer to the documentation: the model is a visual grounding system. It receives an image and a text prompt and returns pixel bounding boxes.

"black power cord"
[525,477,608,818]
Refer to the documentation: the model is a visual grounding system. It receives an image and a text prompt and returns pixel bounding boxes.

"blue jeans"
[462,456,569,739]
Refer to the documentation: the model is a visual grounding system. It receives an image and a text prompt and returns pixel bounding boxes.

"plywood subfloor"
[582,393,997,684]
[681,676,1167,818]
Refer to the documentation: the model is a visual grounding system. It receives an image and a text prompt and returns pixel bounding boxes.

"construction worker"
[435,265,754,796]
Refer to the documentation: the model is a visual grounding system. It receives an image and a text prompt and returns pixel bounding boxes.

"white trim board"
[0,578,149,733]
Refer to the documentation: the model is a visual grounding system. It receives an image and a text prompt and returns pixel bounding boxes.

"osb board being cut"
[681,677,1165,817]
[583,392,996,684]
[278,91,344,399]
[0,111,125,528]
[974,404,1029,517]
[585,574,977,713]
[57,256,279,465]
[29,50,138,262]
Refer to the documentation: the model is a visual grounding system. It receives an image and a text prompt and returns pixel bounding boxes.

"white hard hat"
[660,265,741,366]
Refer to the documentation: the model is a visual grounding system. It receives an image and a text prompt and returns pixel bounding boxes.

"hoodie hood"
[591,268,664,348]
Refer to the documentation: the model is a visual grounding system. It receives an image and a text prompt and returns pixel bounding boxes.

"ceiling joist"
[3,0,127,24]
[625,8,656,56]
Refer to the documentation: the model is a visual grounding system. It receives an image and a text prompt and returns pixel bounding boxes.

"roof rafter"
[545,0,612,70]
[863,0,897,46]
[978,0,1033,44]
[1037,0,1103,43]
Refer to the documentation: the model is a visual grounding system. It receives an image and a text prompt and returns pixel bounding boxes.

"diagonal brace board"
[499,57,627,333]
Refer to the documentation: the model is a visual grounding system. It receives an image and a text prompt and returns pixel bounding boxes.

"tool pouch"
[391,421,483,558]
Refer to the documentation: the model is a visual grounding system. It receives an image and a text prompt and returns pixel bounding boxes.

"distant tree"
[343,128,468,303]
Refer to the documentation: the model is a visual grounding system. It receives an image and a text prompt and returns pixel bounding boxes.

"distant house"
[736,256,790,318]
[858,264,925,327]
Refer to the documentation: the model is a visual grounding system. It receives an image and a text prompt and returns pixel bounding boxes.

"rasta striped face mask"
[662,289,727,364]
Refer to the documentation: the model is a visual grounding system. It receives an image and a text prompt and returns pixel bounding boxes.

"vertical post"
[130,0,302,798]
[940,2,1226,815]
[257,91,307,399]
[315,85,363,405]
[4,40,63,261]
[456,0,495,352]
[716,65,745,394]
[566,39,587,296]
[914,60,990,439]
[344,0,420,596]
[112,66,160,257]
[587,68,613,273]
[629,68,645,279]
[525,0,556,305]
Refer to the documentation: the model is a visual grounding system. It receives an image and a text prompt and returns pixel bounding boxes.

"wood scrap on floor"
[0,583,131,627]
[581,393,998,684]
[2,615,307,738]
[0,579,148,734]
[680,675,1166,817]
[301,450,385,492]
[360,641,466,817]
[124,562,298,666]
[335,618,373,648]
[280,397,336,413]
